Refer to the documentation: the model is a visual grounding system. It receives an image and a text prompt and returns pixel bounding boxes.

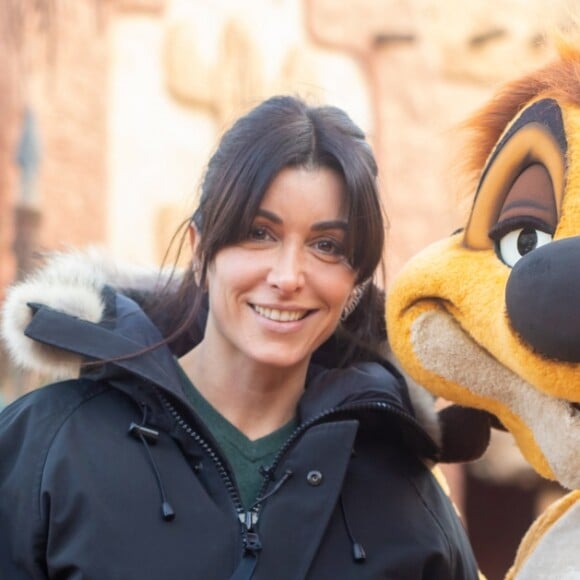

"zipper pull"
[239,511,259,529]
[240,511,262,554]
[229,523,261,580]
[245,530,262,554]
[229,512,262,579]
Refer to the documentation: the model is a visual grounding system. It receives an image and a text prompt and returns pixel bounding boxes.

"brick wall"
[30,2,111,253]
[0,17,19,298]
[0,1,114,399]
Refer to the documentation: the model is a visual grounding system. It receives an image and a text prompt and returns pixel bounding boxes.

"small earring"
[191,261,204,289]
[341,281,368,321]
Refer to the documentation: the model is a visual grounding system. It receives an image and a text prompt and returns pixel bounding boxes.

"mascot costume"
[387,32,580,578]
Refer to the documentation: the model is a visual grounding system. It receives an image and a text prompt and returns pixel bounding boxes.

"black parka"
[0,288,479,580]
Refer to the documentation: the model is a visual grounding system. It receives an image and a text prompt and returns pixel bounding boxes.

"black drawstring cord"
[339,495,366,563]
[253,469,293,505]
[129,404,175,522]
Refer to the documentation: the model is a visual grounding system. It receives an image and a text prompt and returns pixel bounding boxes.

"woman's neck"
[179,343,307,441]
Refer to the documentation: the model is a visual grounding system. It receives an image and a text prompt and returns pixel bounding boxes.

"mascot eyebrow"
[464,98,567,250]
[480,98,568,182]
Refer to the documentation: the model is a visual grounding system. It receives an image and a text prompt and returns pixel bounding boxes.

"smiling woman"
[181,165,358,439]
[0,95,479,579]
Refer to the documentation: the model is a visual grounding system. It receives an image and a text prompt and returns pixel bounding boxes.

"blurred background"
[0,1,571,578]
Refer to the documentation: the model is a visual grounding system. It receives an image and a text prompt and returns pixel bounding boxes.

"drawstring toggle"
[129,422,160,444]
[162,501,176,521]
[352,542,366,562]
[129,418,175,522]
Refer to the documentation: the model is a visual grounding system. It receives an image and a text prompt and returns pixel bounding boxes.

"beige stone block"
[115,0,167,13]
[164,15,265,124]
[416,0,560,83]
[155,204,191,268]
[277,46,371,133]
[214,18,266,125]
[307,0,415,53]
[276,46,322,100]
[164,20,219,112]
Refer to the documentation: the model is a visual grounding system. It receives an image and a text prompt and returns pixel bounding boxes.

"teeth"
[253,305,307,322]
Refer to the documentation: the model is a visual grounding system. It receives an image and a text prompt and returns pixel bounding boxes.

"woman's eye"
[495,226,553,267]
[248,225,272,241]
[312,238,346,260]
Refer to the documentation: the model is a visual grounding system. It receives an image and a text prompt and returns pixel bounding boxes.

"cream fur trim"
[0,248,175,380]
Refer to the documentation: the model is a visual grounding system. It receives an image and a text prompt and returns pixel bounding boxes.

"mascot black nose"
[506,237,580,362]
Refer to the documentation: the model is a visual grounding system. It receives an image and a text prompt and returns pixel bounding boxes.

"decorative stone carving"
[416,0,559,82]
[164,15,265,124]
[307,0,415,54]
[214,19,265,124]
[164,19,219,112]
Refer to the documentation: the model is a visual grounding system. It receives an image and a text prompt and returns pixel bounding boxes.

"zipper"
[159,393,430,554]
[161,393,265,579]
[158,393,252,538]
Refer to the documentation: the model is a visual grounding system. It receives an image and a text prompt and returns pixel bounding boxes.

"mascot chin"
[387,31,580,579]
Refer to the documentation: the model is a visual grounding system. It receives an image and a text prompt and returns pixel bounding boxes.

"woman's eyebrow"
[256,209,348,232]
[255,209,347,232]
[256,209,282,223]
[311,220,348,232]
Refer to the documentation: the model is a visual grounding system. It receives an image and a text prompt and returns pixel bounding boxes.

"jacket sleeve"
[0,381,93,579]
[0,391,52,579]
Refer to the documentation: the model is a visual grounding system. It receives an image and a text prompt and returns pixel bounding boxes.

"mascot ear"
[437,405,504,463]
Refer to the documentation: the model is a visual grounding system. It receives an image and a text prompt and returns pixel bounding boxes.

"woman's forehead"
[258,166,348,221]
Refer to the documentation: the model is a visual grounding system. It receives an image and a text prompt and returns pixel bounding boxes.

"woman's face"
[201,165,357,373]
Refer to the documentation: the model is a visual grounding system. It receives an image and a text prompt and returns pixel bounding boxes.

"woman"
[0,96,478,579]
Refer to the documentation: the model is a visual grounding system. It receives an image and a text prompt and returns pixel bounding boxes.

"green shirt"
[177,364,298,509]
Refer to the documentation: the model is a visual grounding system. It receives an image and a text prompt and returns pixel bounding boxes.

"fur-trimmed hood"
[1,249,447,456]
[1,249,183,379]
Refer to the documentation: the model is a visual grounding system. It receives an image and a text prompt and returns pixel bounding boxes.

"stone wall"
[26,2,111,253]
[0,2,113,272]
[0,1,115,400]
[0,48,17,301]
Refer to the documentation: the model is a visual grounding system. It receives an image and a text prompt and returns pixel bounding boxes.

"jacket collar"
[24,286,186,398]
[23,285,437,454]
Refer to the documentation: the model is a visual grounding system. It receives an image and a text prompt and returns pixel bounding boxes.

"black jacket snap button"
[306,470,323,486]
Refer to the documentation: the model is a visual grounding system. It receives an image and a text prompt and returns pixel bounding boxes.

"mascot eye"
[494,226,553,267]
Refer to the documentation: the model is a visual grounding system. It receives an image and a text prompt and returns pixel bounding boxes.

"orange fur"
[461,39,580,191]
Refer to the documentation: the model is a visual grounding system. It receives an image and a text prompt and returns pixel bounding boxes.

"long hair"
[151,95,388,366]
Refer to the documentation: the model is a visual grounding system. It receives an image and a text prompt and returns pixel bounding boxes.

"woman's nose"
[266,245,306,293]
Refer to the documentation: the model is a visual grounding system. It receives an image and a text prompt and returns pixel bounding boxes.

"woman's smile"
[250,304,312,323]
